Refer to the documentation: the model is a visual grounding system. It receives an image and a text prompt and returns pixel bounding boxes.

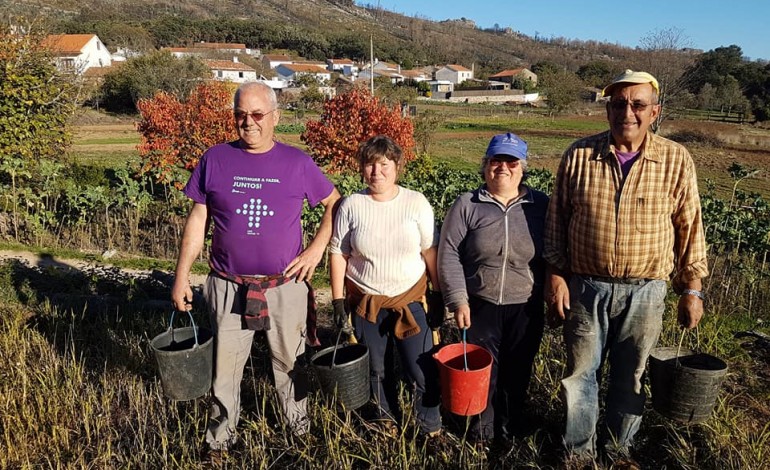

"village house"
[435,64,473,85]
[275,63,331,83]
[427,80,454,98]
[42,34,112,74]
[262,54,293,70]
[357,68,405,84]
[488,68,538,88]
[204,58,258,83]
[400,69,430,82]
[327,58,358,76]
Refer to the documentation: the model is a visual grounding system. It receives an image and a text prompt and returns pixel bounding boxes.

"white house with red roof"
[204,58,258,83]
[42,34,112,74]
[435,64,474,84]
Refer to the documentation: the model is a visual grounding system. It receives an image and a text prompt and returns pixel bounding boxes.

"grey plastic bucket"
[649,346,727,423]
[150,310,213,401]
[311,336,370,410]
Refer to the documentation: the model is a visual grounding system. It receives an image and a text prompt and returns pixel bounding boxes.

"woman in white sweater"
[329,135,443,439]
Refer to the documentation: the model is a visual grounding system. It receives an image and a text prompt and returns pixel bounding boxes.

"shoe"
[422,430,456,456]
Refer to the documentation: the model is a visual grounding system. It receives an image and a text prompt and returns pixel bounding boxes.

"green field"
[68,108,770,200]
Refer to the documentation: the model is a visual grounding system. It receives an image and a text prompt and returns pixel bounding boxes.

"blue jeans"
[562,275,666,457]
[354,302,442,434]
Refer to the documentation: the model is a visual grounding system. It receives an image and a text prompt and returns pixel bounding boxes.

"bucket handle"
[462,328,468,371]
[674,327,701,367]
[329,329,345,370]
[167,310,200,348]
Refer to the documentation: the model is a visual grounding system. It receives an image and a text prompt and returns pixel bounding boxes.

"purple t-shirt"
[183,141,334,276]
[616,150,640,178]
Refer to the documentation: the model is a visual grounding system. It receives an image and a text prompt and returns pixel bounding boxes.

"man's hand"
[546,271,570,328]
[677,294,704,329]
[171,278,193,312]
[284,244,325,282]
[332,298,353,335]
[453,304,471,329]
[426,291,445,329]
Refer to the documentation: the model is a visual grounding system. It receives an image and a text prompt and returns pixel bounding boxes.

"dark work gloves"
[332,298,354,335]
[426,290,445,329]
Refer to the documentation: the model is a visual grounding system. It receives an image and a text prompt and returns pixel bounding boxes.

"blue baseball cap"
[485,132,528,160]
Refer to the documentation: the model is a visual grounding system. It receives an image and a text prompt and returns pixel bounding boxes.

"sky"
[357,0,770,62]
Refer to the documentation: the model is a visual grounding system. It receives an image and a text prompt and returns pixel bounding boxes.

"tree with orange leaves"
[301,87,415,174]
[136,81,237,188]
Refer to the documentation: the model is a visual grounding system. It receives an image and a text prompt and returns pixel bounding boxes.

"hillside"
[5,0,646,73]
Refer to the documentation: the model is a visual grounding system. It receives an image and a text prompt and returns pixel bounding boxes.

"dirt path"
[0,250,332,307]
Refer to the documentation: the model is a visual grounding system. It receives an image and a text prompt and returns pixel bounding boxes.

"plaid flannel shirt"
[544,130,708,285]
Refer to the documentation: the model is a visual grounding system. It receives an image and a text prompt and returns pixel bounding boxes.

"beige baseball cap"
[602,69,660,97]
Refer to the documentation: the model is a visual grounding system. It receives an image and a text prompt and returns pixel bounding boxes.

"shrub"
[301,87,415,174]
[136,82,236,188]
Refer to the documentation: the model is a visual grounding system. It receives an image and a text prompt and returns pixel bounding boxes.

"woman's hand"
[453,304,471,329]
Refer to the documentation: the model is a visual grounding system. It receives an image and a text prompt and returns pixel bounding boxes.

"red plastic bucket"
[433,342,493,416]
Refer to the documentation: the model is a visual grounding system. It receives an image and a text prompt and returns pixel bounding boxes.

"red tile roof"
[42,34,95,55]
[489,68,527,78]
[82,64,118,78]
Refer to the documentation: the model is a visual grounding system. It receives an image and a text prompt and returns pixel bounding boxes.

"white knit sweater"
[330,186,436,296]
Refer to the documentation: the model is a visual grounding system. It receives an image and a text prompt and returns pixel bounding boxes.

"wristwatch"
[682,289,704,301]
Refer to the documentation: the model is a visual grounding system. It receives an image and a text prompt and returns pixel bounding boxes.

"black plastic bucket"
[311,335,370,410]
[150,310,214,401]
[649,346,727,423]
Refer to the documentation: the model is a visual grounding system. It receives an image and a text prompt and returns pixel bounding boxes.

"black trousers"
[465,293,545,441]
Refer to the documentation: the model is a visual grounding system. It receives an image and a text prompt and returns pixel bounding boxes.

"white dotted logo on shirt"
[235,198,275,228]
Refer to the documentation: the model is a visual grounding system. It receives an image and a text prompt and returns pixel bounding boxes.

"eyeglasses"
[488,158,520,167]
[608,100,655,112]
[234,109,276,122]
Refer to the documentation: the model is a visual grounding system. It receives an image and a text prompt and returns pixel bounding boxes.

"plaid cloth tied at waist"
[213,270,319,346]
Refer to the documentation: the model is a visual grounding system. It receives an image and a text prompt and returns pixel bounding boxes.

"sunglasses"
[608,100,655,112]
[234,109,276,122]
[488,158,521,167]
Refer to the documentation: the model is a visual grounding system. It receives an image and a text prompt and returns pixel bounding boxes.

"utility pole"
[370,34,374,95]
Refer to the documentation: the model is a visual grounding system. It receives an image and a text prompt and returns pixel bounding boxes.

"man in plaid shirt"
[543,70,708,466]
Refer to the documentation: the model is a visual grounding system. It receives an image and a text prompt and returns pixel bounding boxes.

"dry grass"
[1,247,769,469]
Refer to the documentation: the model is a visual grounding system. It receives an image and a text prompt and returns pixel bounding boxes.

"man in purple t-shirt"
[171,81,340,454]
